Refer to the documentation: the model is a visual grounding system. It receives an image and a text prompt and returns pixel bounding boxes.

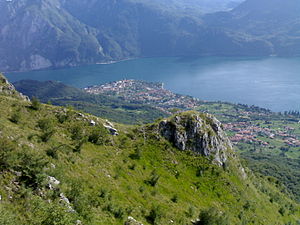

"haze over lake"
[6,57,300,112]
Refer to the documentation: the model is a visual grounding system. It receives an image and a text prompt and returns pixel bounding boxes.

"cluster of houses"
[84,79,200,110]
[84,79,300,149]
[224,122,300,147]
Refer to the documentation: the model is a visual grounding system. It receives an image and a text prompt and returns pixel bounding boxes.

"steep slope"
[204,0,300,55]
[62,0,271,58]
[0,0,111,71]
[14,78,300,203]
[0,75,299,224]
[0,0,281,72]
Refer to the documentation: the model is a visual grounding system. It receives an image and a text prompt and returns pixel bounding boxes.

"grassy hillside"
[14,79,300,203]
[196,102,300,201]
[0,76,300,224]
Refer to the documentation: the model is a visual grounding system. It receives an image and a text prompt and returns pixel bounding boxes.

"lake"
[6,56,300,112]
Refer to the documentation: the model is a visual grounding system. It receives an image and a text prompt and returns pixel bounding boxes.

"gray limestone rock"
[47,176,60,190]
[104,122,119,136]
[125,216,144,225]
[0,74,30,101]
[159,112,233,166]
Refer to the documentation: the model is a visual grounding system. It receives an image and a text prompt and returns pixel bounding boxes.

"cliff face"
[159,112,233,166]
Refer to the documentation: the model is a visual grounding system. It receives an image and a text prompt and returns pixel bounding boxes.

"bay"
[6,56,300,112]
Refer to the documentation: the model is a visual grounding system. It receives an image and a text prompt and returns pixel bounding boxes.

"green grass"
[0,93,299,224]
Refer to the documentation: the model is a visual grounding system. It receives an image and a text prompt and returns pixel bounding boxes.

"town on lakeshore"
[84,79,200,110]
[84,79,300,153]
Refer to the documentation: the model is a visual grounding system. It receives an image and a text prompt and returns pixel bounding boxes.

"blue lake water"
[6,56,300,112]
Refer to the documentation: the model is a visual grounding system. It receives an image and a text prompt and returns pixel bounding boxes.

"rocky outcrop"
[104,120,119,136]
[59,193,75,212]
[47,176,60,190]
[159,112,233,166]
[0,74,29,101]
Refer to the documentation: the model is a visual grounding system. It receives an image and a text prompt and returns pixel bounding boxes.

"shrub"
[37,118,56,142]
[99,188,109,199]
[113,207,124,219]
[195,208,229,225]
[139,186,145,193]
[39,202,77,225]
[196,168,204,177]
[243,201,251,210]
[15,147,48,188]
[145,170,160,187]
[65,180,93,220]
[114,166,122,179]
[46,147,59,159]
[88,126,108,145]
[0,138,17,170]
[128,163,136,170]
[279,207,285,216]
[40,129,55,142]
[37,118,55,131]
[73,138,87,153]
[10,110,21,124]
[171,194,178,203]
[104,203,124,219]
[146,206,163,225]
[129,147,141,160]
[31,97,41,110]
[70,123,85,141]
[56,113,68,123]
[0,144,48,188]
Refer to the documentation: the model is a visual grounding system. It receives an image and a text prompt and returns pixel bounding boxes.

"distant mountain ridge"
[0,0,299,72]
[204,0,300,55]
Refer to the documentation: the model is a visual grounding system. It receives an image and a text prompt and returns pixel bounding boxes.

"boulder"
[125,216,144,225]
[90,120,96,126]
[47,176,60,190]
[104,124,119,136]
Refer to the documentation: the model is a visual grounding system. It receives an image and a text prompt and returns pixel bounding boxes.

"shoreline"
[95,57,135,65]
[4,55,300,74]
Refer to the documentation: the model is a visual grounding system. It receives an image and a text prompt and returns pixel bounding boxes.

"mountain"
[1,74,299,224]
[2,0,296,72]
[204,0,300,55]
[128,0,244,14]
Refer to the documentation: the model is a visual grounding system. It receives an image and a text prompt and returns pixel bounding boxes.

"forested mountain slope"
[1,0,298,72]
